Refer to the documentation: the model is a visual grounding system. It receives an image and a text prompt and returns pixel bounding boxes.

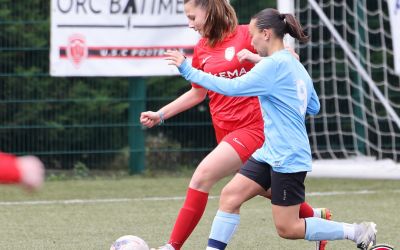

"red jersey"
[191,25,264,130]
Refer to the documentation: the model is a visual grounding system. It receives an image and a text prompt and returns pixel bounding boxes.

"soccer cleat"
[354,222,377,250]
[368,244,394,250]
[315,208,332,250]
[150,243,175,250]
[316,240,327,250]
[319,208,332,221]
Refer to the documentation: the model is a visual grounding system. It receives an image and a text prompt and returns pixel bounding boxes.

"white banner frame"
[50,0,199,76]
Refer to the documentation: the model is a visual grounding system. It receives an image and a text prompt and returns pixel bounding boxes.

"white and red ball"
[110,235,149,250]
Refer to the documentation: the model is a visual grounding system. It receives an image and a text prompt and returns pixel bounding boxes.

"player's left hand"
[237,49,262,64]
[17,155,45,191]
[164,50,186,67]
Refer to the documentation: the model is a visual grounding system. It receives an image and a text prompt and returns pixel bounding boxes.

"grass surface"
[0,176,399,249]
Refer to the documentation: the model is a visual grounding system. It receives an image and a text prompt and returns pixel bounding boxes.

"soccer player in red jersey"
[0,152,44,191]
[140,1,329,249]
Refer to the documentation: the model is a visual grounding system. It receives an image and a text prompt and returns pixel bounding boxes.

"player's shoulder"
[195,37,206,49]
[222,25,250,41]
[259,51,284,65]
[270,50,295,65]
[235,24,250,36]
[256,51,290,74]
[193,38,210,58]
[237,24,249,30]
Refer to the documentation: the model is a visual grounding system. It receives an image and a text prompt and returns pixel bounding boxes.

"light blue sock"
[305,217,345,241]
[207,210,240,250]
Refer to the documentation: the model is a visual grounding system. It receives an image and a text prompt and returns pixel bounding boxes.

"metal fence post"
[128,77,146,174]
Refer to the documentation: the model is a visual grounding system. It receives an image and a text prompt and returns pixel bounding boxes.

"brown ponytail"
[281,13,308,43]
[252,8,308,43]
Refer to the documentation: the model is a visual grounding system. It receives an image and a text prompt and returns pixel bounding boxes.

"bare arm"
[236,49,263,64]
[0,153,44,191]
[236,47,299,64]
[140,86,207,128]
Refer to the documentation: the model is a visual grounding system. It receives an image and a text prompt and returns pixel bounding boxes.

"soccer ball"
[110,235,150,250]
[369,245,394,250]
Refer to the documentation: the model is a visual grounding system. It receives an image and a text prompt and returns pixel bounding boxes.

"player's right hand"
[17,155,45,191]
[140,111,160,128]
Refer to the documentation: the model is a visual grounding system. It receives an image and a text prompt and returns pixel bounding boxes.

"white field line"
[0,189,399,206]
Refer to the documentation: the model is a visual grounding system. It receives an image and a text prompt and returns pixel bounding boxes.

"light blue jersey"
[178,49,320,173]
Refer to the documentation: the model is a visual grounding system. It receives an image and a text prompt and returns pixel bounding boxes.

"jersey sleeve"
[0,152,21,183]
[190,45,204,89]
[179,57,277,97]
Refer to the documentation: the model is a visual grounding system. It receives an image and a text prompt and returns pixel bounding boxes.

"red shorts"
[214,124,265,163]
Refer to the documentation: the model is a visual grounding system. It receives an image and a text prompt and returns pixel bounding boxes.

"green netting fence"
[3,0,398,173]
[0,0,273,173]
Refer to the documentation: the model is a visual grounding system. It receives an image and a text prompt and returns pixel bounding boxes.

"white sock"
[343,223,356,241]
[313,208,321,218]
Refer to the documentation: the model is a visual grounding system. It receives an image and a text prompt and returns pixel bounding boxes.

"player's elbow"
[307,103,320,115]
[217,88,236,97]
[307,108,319,116]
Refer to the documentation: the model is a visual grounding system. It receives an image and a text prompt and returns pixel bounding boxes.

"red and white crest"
[225,46,235,61]
[66,34,88,67]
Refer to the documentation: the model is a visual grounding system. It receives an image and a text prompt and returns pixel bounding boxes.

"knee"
[275,223,296,239]
[189,168,216,191]
[260,190,272,200]
[219,186,242,213]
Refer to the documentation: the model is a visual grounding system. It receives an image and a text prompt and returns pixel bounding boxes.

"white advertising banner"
[388,0,400,75]
[50,0,199,76]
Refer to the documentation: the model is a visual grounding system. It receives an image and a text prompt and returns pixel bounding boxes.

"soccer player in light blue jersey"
[165,8,377,250]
